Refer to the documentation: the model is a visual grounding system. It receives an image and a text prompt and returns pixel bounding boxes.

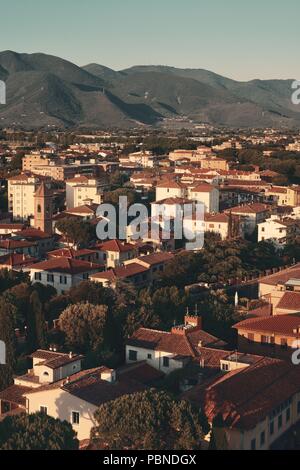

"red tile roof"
[183,357,300,430]
[233,314,300,336]
[15,228,53,240]
[0,253,38,268]
[259,263,300,286]
[191,184,216,193]
[0,239,37,250]
[127,326,225,357]
[229,203,270,214]
[29,256,101,274]
[98,239,136,253]
[0,384,32,407]
[276,292,300,311]
[135,252,174,266]
[91,263,149,282]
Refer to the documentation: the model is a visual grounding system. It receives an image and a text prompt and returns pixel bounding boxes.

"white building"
[66,175,104,210]
[258,215,299,247]
[8,173,46,221]
[188,184,219,213]
[29,256,101,294]
[126,316,225,375]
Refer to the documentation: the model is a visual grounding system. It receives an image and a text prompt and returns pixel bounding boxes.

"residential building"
[225,203,270,235]
[29,257,102,294]
[233,314,300,360]
[183,356,300,450]
[66,176,104,210]
[258,216,299,247]
[8,173,49,221]
[126,316,227,375]
[0,349,162,441]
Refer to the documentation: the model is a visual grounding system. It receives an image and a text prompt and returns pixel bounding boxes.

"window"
[147,353,152,360]
[286,408,291,422]
[278,414,282,429]
[260,431,265,447]
[270,421,274,435]
[248,333,254,343]
[163,357,170,368]
[60,275,67,285]
[128,350,137,361]
[43,371,49,377]
[35,272,42,281]
[251,438,256,450]
[40,406,48,414]
[71,411,80,425]
[221,363,229,371]
[37,204,42,213]
[47,274,54,283]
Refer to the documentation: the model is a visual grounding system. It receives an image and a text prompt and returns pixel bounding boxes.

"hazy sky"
[1,0,299,81]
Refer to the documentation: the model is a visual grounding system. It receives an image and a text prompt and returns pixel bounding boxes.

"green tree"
[58,303,110,354]
[29,291,47,350]
[0,412,79,450]
[55,217,95,246]
[0,299,17,391]
[91,389,208,450]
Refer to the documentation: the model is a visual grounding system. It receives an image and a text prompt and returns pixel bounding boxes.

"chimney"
[100,368,116,383]
[184,315,202,330]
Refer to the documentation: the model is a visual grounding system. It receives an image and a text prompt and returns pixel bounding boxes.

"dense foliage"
[0,413,79,450]
[92,389,209,450]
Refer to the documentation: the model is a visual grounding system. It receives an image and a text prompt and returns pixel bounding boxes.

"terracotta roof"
[191,184,216,193]
[229,203,270,214]
[15,228,53,240]
[91,263,148,282]
[0,224,25,230]
[116,361,165,385]
[153,197,192,205]
[233,314,300,336]
[98,239,136,253]
[0,384,32,407]
[0,253,38,268]
[276,292,300,311]
[259,263,300,286]
[126,326,225,357]
[135,252,174,266]
[29,256,101,274]
[47,248,98,259]
[0,239,37,250]
[156,180,185,189]
[62,370,147,406]
[65,204,99,215]
[202,357,300,430]
[204,213,229,223]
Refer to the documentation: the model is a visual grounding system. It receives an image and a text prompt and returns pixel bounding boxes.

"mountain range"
[0,50,299,129]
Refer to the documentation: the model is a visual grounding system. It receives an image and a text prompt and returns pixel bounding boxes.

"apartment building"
[8,173,48,221]
[183,356,300,450]
[66,176,104,210]
[258,215,299,247]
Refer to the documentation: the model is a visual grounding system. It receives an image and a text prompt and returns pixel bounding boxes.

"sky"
[0,0,299,81]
